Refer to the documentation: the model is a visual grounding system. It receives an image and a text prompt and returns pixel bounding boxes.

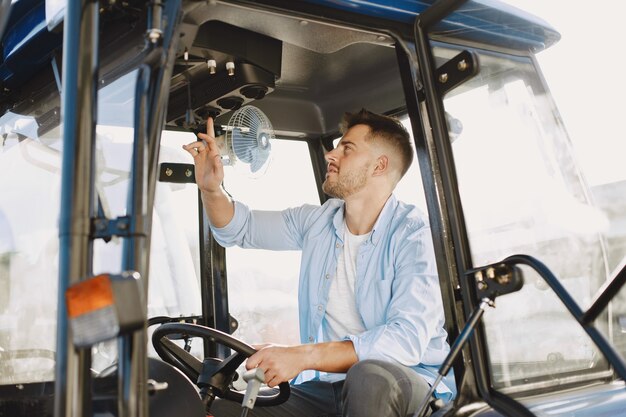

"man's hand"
[246,344,307,388]
[183,116,224,194]
[246,341,358,388]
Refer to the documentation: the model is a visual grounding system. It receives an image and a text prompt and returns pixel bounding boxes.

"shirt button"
[318,305,323,311]
[336,243,340,248]
[308,336,314,342]
[325,274,330,279]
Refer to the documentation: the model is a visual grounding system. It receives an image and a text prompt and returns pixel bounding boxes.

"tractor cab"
[1,0,625,416]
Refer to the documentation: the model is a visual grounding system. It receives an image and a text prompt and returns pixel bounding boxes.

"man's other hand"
[245,341,358,388]
[246,344,307,388]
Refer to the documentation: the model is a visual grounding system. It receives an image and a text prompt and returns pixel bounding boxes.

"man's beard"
[322,163,369,199]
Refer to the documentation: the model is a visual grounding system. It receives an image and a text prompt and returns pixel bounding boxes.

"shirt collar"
[333,202,346,241]
[332,194,398,246]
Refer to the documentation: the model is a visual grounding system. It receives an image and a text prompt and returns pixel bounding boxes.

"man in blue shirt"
[184,109,455,416]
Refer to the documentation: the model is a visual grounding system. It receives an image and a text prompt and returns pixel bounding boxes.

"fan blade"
[226,106,274,174]
[231,128,256,163]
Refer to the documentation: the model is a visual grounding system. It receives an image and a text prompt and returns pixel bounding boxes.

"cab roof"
[1,0,559,85]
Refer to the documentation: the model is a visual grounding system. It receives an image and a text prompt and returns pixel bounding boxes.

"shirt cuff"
[210,200,247,243]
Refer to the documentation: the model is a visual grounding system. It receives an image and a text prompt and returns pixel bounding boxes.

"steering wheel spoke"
[158,336,203,381]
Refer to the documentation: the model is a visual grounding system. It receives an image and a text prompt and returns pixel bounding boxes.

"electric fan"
[215,105,274,176]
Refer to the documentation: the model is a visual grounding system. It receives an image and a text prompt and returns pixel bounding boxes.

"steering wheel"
[151,322,290,408]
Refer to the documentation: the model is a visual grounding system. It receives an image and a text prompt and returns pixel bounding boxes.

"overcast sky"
[503,0,626,186]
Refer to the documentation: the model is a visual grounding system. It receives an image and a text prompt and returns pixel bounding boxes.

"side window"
[150,131,202,318]
[441,47,609,391]
[224,139,319,346]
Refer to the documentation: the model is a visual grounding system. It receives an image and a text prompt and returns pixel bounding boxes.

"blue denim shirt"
[211,195,456,400]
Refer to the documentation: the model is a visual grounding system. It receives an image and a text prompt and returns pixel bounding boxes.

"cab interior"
[2,1,626,416]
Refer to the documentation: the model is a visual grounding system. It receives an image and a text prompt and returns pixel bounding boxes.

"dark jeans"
[210,359,433,417]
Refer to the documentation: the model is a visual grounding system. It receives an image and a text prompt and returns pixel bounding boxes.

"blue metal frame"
[582,259,626,325]
[300,0,559,50]
[54,0,100,415]
[0,0,62,87]
[117,1,183,415]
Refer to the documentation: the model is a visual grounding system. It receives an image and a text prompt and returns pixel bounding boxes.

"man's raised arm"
[183,117,234,228]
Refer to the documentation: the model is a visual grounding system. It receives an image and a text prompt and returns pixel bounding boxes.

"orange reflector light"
[66,274,114,318]
[66,271,144,347]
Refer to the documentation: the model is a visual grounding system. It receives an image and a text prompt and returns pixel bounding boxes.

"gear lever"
[240,368,266,417]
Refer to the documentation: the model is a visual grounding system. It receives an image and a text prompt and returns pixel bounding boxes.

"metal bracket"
[159,162,196,184]
[470,261,524,301]
[91,216,132,242]
[435,50,478,96]
[229,314,239,333]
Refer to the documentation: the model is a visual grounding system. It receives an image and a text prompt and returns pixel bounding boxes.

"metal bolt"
[207,59,216,75]
[185,169,192,177]
[300,20,309,26]
[165,168,173,176]
[477,281,488,291]
[457,59,468,71]
[496,273,511,285]
[226,61,235,76]
[439,73,448,83]
[96,219,107,231]
[496,267,512,285]
[486,267,495,280]
[474,270,484,281]
[148,29,162,44]
[377,35,386,41]
[117,220,128,230]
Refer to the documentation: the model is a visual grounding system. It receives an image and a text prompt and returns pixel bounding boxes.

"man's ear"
[373,155,389,176]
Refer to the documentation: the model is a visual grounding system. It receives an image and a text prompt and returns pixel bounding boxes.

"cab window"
[222,138,319,346]
[440,45,613,391]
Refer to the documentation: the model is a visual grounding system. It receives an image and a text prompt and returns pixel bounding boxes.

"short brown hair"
[341,109,413,177]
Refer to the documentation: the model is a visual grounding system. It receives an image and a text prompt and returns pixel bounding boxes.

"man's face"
[322,124,376,199]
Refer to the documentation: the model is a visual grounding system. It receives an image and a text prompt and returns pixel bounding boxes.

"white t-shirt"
[323,223,370,342]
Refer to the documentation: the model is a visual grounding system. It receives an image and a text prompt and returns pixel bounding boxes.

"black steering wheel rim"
[151,322,290,407]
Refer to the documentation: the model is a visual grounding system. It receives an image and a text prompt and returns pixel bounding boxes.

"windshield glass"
[0,68,204,382]
[0,98,61,384]
[439,45,623,392]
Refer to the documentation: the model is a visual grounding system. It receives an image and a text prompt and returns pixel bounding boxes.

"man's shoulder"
[294,198,342,214]
[286,198,343,227]
[392,199,429,232]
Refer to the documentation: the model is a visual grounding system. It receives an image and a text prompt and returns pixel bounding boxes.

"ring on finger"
[193,147,200,154]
